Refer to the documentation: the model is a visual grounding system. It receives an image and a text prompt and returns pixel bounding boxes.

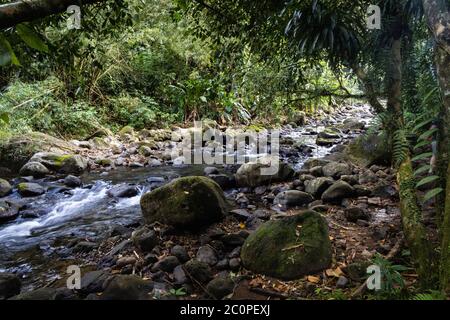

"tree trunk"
[422,0,450,293]
[397,158,437,289]
[351,64,385,114]
[0,0,106,29]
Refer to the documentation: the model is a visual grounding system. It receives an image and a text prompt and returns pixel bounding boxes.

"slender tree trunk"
[351,64,385,114]
[422,0,450,294]
[0,0,106,29]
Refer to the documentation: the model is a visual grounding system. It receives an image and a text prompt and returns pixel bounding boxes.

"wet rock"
[302,159,330,171]
[309,166,323,177]
[95,158,114,167]
[79,270,109,294]
[342,119,365,131]
[273,190,314,207]
[117,256,137,268]
[173,265,188,285]
[138,146,153,157]
[241,211,332,280]
[17,182,45,197]
[230,209,252,221]
[371,184,398,199]
[129,162,144,168]
[344,207,370,223]
[72,241,98,253]
[0,179,12,197]
[204,167,219,175]
[196,246,218,266]
[101,275,154,300]
[336,276,349,288]
[318,128,341,139]
[30,152,87,174]
[19,162,50,178]
[144,254,158,265]
[206,276,235,299]
[341,175,359,185]
[209,174,234,190]
[64,175,82,188]
[171,245,190,263]
[9,287,57,300]
[354,185,372,196]
[304,177,334,199]
[131,227,159,253]
[0,273,21,299]
[235,156,294,187]
[0,201,19,223]
[321,181,355,204]
[184,260,213,284]
[141,176,228,231]
[221,233,246,247]
[216,259,229,270]
[322,162,352,179]
[107,184,139,198]
[108,240,132,257]
[151,256,180,272]
[229,258,241,271]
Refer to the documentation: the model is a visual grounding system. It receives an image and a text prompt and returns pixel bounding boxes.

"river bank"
[0,104,407,300]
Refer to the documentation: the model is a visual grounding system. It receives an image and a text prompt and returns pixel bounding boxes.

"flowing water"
[0,105,374,289]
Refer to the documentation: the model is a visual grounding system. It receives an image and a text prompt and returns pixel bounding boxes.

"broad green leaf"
[423,188,443,202]
[414,140,430,150]
[0,35,20,66]
[414,165,431,176]
[412,118,433,133]
[418,128,438,141]
[16,23,49,53]
[411,152,433,162]
[416,175,440,188]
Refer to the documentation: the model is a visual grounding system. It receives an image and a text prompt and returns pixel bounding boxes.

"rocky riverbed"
[0,104,405,300]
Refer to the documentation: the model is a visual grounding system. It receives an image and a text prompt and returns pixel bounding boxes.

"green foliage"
[412,290,446,300]
[370,254,411,299]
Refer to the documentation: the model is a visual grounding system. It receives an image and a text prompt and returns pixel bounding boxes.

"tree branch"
[0,0,106,30]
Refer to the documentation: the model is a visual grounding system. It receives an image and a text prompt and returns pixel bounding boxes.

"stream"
[0,104,374,290]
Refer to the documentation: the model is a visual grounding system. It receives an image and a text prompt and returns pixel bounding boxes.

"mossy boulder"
[346,132,391,167]
[140,176,228,231]
[19,161,50,178]
[241,211,332,280]
[29,152,87,174]
[235,156,295,187]
[0,132,76,171]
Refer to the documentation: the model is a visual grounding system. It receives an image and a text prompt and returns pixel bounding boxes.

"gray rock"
[273,190,314,207]
[336,276,349,288]
[64,175,82,188]
[196,246,218,266]
[0,273,21,299]
[229,258,241,271]
[101,275,154,300]
[235,156,294,187]
[17,182,45,197]
[221,233,245,247]
[206,276,235,299]
[79,270,109,294]
[9,287,57,300]
[204,167,219,175]
[173,265,188,285]
[171,245,190,263]
[322,162,352,179]
[107,184,139,198]
[344,207,370,223]
[131,227,158,253]
[371,184,398,198]
[0,201,19,224]
[305,177,334,198]
[321,181,355,204]
[72,241,98,253]
[19,162,50,178]
[184,260,212,284]
[0,179,12,197]
[151,256,180,272]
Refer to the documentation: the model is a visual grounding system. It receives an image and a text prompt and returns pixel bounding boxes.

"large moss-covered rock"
[140,176,228,230]
[29,152,87,174]
[0,132,76,171]
[321,180,355,204]
[19,161,50,178]
[235,156,294,187]
[346,132,391,167]
[241,211,332,280]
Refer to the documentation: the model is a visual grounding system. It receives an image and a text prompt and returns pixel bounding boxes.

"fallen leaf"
[307,276,320,284]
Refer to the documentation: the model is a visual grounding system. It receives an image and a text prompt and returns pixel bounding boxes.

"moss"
[241,211,332,280]
[17,183,27,192]
[119,126,135,136]
[440,162,450,294]
[140,176,228,231]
